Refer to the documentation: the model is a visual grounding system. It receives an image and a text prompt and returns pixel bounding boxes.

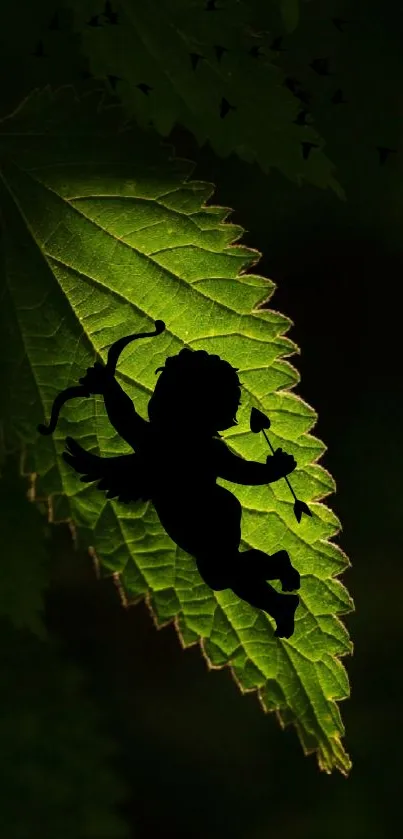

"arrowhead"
[250,407,271,433]
[294,500,312,523]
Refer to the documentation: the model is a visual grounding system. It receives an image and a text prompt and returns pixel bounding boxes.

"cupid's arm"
[102,378,149,449]
[214,439,281,485]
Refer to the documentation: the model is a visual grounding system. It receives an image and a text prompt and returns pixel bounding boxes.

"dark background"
[2,0,402,835]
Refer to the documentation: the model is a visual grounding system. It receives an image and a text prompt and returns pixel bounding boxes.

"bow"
[37,320,166,436]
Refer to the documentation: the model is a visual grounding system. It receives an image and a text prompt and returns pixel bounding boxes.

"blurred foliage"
[63,0,341,192]
[0,452,50,639]
[0,616,130,837]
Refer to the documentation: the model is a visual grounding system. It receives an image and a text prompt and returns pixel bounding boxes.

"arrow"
[250,407,312,523]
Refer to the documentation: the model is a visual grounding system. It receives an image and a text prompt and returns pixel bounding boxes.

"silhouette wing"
[63,436,152,503]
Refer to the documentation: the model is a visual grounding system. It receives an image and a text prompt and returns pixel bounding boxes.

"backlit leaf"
[0,85,353,775]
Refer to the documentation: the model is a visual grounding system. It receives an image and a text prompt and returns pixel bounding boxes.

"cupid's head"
[148,348,242,437]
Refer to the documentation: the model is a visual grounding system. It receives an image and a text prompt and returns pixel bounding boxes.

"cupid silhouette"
[38,320,303,638]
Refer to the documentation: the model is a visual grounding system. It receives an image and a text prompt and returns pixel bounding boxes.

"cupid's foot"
[281,564,301,592]
[273,594,300,638]
[271,549,300,591]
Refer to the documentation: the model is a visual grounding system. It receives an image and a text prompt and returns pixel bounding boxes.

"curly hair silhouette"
[37,320,300,638]
[150,347,242,437]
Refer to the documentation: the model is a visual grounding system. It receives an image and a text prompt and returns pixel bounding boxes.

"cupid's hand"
[79,362,115,395]
[267,447,297,480]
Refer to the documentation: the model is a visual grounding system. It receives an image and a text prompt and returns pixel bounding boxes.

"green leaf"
[0,452,51,639]
[0,85,353,775]
[61,0,343,194]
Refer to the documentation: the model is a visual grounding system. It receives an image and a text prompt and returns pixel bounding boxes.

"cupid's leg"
[241,548,301,592]
[230,573,299,639]
[195,550,300,638]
